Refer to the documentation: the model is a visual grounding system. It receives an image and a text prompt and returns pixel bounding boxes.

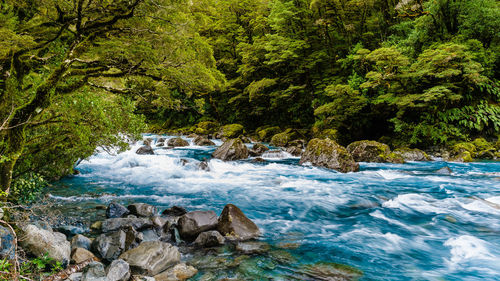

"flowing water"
[49,135,500,280]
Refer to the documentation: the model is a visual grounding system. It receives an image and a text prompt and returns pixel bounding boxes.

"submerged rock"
[436,166,453,175]
[235,241,270,255]
[217,204,260,241]
[20,224,71,266]
[299,262,363,281]
[212,138,249,161]
[106,202,130,219]
[194,230,226,247]
[347,140,403,163]
[119,241,180,276]
[168,137,189,147]
[106,259,131,281]
[198,160,210,171]
[300,138,359,173]
[178,211,218,239]
[393,148,430,161]
[153,263,198,281]
[194,136,215,146]
[136,145,154,155]
[128,203,157,217]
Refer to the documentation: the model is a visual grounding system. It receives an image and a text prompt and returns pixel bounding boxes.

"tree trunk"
[0,127,25,195]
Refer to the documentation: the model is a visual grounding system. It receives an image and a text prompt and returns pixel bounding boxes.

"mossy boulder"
[212,138,249,161]
[311,126,338,140]
[195,121,219,135]
[393,148,431,161]
[447,138,497,161]
[270,129,301,147]
[217,124,245,139]
[255,126,281,142]
[300,138,359,173]
[346,140,403,163]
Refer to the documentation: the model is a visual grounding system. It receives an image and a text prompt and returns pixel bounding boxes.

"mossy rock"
[167,137,190,147]
[393,148,431,161]
[300,138,359,173]
[448,141,478,162]
[217,124,245,139]
[299,262,363,281]
[346,140,402,163]
[448,150,474,162]
[311,127,338,140]
[212,138,249,161]
[472,138,492,151]
[195,121,219,135]
[270,129,300,147]
[255,126,281,142]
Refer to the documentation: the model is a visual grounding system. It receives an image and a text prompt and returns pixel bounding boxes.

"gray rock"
[106,203,130,219]
[136,145,154,155]
[167,137,189,147]
[286,146,302,157]
[436,166,453,174]
[178,211,218,239]
[140,229,160,242]
[300,138,359,173]
[212,138,249,161]
[106,259,130,281]
[71,234,92,251]
[71,247,96,264]
[119,241,180,276]
[153,263,198,281]
[130,276,155,281]
[217,204,260,241]
[194,231,225,247]
[82,261,107,281]
[20,224,71,266]
[194,136,215,146]
[68,272,83,281]
[101,217,153,233]
[0,225,15,259]
[393,148,431,161]
[128,203,157,217]
[346,140,404,163]
[91,228,141,262]
[162,206,187,217]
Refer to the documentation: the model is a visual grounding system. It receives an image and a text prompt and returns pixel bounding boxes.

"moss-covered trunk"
[0,127,24,195]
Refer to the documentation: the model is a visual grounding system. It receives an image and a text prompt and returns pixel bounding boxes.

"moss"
[385,152,405,164]
[270,129,300,147]
[219,124,244,138]
[472,138,492,151]
[195,121,219,135]
[255,126,281,142]
[452,142,476,154]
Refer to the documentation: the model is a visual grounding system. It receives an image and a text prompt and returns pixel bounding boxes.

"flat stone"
[128,203,157,217]
[101,217,152,233]
[119,241,180,276]
[235,241,270,254]
[178,211,218,239]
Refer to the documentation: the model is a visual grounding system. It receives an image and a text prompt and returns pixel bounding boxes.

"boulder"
[167,137,189,147]
[82,261,107,281]
[158,138,166,143]
[106,259,130,281]
[106,203,130,219]
[128,203,157,217]
[194,231,225,247]
[217,124,244,139]
[217,204,260,241]
[136,145,154,155]
[0,225,15,260]
[212,138,249,161]
[436,166,453,175]
[198,160,210,171]
[178,211,218,239]
[101,217,153,233]
[255,126,281,142]
[143,138,153,146]
[193,136,215,146]
[119,241,180,276]
[20,224,71,266]
[153,263,198,281]
[251,157,266,163]
[270,129,300,147]
[235,241,270,255]
[286,146,302,157]
[393,148,430,161]
[71,248,96,264]
[156,142,165,147]
[249,143,269,156]
[300,139,359,173]
[194,121,219,135]
[162,206,187,217]
[346,140,403,163]
[91,228,141,262]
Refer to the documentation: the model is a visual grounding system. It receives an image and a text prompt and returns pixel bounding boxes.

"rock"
[198,160,210,171]
[20,224,71,266]
[56,225,87,236]
[143,138,153,146]
[68,272,83,281]
[140,229,160,242]
[235,241,270,254]
[194,231,225,247]
[0,225,15,259]
[82,261,107,281]
[194,121,219,135]
[446,142,476,162]
[250,143,269,156]
[154,263,198,281]
[255,126,281,142]
[157,142,165,147]
[251,157,266,163]
[436,166,453,174]
[91,221,102,231]
[136,145,154,155]
[347,140,403,163]
[119,241,180,276]
[71,248,96,264]
[194,136,215,146]
[393,148,430,161]
[158,138,166,143]
[106,203,130,219]
[101,217,153,233]
[167,137,189,147]
[212,138,249,161]
[217,204,260,241]
[178,211,218,239]
[91,228,141,262]
[162,206,187,217]
[476,149,495,160]
[286,146,302,156]
[300,139,359,173]
[287,139,306,149]
[130,276,155,281]
[270,129,300,147]
[217,124,244,139]
[106,259,130,281]
[128,203,157,217]
[299,262,363,281]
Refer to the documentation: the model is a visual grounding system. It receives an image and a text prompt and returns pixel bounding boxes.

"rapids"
[49,135,500,280]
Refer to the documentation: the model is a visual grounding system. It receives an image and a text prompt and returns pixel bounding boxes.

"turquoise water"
[50,135,500,280]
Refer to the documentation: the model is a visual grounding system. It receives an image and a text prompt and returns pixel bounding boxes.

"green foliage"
[10,173,47,204]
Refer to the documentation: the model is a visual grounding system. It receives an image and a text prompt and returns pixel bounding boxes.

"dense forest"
[1,0,499,196]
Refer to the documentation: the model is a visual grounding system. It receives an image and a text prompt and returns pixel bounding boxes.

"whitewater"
[49,135,500,280]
